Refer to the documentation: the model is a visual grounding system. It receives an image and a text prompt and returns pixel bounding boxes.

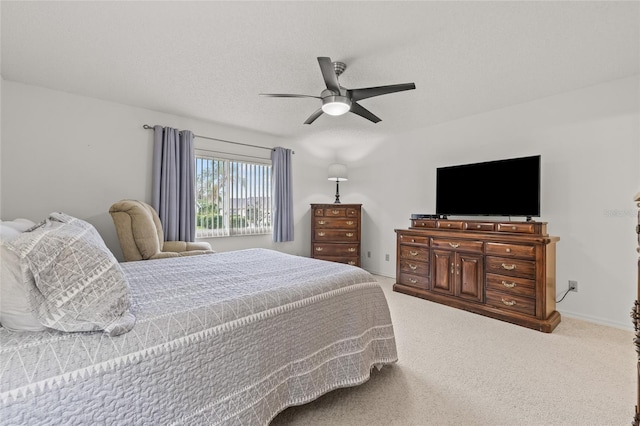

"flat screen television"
[435,155,541,219]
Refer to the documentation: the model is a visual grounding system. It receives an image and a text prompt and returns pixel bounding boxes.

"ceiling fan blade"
[304,108,324,125]
[350,102,381,123]
[317,57,341,94]
[260,93,321,99]
[348,83,416,102]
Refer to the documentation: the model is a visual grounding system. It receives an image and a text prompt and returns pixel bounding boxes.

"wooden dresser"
[310,204,361,266]
[394,218,560,332]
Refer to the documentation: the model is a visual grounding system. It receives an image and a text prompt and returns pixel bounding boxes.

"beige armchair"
[109,199,214,262]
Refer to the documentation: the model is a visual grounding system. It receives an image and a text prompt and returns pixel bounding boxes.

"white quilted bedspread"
[0,249,397,425]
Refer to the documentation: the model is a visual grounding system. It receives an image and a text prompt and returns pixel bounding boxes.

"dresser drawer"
[486,273,535,298]
[315,217,358,228]
[436,220,465,230]
[411,219,436,229]
[431,238,484,254]
[314,255,359,266]
[399,259,429,276]
[486,256,535,279]
[496,222,536,234]
[399,245,429,262]
[398,234,429,245]
[399,272,429,290]
[315,229,358,242]
[486,242,535,259]
[486,290,535,316]
[323,208,348,217]
[464,222,496,231]
[313,243,359,256]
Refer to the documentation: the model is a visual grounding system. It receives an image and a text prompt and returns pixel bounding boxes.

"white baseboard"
[556,309,633,331]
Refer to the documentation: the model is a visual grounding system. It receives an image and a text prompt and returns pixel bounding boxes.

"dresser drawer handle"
[346,232,354,237]
[348,248,356,252]
[505,248,511,253]
[315,247,323,252]
[409,264,417,270]
[318,231,325,236]
[318,220,326,225]
[346,221,354,225]
[501,298,517,306]
[409,250,418,256]
[476,224,481,228]
[512,226,517,230]
[409,278,418,284]
[502,280,517,288]
[448,242,460,248]
[447,223,451,227]
[411,238,415,242]
[331,209,340,214]
[501,263,516,270]
[348,261,356,265]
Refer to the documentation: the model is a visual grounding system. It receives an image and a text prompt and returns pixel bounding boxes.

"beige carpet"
[271,275,635,426]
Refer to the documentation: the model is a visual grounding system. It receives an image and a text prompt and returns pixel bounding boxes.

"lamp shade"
[328,164,348,181]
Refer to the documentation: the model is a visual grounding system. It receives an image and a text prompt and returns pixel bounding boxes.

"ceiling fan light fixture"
[321,95,351,116]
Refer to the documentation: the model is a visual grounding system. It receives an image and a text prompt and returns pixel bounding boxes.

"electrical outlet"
[367,251,371,258]
[385,254,390,261]
[568,280,578,292]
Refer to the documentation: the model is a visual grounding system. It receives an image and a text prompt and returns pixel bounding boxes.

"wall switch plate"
[569,280,578,292]
[385,254,390,261]
[367,251,371,258]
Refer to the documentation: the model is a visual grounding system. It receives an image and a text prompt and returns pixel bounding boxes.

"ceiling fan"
[260,57,416,124]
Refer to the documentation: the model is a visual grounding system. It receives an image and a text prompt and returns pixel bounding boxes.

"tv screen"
[435,155,541,218]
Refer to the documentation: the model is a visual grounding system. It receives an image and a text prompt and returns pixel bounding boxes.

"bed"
[0,215,397,425]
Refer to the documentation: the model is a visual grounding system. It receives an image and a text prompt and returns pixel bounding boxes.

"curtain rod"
[142,124,294,154]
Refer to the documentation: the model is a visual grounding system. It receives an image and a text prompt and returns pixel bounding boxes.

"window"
[195,154,272,237]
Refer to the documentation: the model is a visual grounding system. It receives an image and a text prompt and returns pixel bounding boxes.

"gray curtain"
[152,125,196,242]
[271,147,294,242]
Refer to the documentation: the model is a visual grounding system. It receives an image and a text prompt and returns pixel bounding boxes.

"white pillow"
[0,219,46,332]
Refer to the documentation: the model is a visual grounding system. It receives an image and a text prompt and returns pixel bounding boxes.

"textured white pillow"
[6,213,136,336]
[0,219,46,331]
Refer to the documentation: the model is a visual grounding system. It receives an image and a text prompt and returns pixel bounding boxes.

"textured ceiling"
[2,1,638,139]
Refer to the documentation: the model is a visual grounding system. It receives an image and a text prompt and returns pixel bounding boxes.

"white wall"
[330,76,638,330]
[0,81,305,260]
[2,76,638,330]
